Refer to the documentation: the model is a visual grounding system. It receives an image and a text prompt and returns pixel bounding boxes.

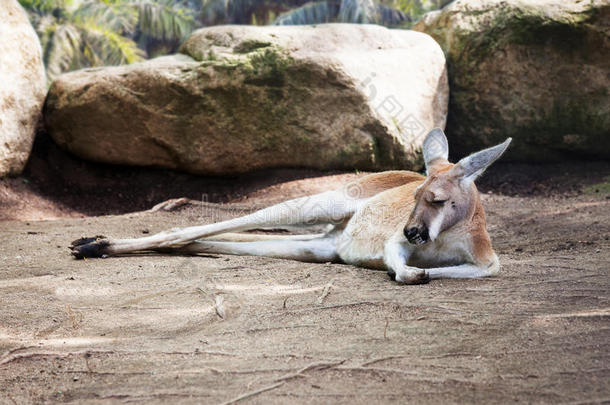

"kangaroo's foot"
[389,267,430,285]
[70,236,111,259]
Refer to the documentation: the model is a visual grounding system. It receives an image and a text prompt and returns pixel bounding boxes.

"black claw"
[70,236,109,259]
[389,271,430,285]
[71,235,107,247]
[408,271,430,285]
[71,241,110,259]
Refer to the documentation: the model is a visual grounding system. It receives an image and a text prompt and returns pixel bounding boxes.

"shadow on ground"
[0,131,609,220]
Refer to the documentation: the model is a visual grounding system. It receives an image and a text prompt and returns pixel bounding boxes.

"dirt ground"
[0,140,609,404]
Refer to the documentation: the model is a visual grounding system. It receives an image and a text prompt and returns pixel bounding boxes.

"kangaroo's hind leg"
[71,190,363,259]
[158,236,339,263]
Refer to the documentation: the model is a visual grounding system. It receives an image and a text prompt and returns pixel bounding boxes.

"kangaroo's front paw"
[394,267,430,285]
[70,236,110,259]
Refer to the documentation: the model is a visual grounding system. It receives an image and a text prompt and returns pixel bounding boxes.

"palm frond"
[272,0,407,26]
[74,0,137,34]
[337,0,378,23]
[376,2,409,25]
[19,0,73,14]
[201,0,309,25]
[36,15,144,81]
[41,22,82,80]
[388,0,452,21]
[79,20,145,66]
[274,1,338,25]
[199,0,229,25]
[130,0,196,41]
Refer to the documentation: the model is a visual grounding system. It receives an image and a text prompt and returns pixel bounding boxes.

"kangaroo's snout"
[404,226,429,245]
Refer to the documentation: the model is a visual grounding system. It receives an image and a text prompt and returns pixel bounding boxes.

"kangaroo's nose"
[405,227,418,240]
[404,226,430,245]
[420,227,429,242]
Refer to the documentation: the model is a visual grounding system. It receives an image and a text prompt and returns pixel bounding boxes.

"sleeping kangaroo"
[71,128,511,284]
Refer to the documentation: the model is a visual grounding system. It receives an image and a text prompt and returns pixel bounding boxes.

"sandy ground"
[1,164,609,404]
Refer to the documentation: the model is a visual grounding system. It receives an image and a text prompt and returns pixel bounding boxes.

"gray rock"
[0,0,46,176]
[45,24,448,175]
[414,0,610,160]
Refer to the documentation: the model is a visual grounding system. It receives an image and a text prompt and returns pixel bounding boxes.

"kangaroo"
[71,128,511,284]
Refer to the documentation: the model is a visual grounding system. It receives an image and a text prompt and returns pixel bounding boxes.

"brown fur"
[468,194,495,266]
[351,170,425,198]
[364,164,495,270]
[337,178,423,269]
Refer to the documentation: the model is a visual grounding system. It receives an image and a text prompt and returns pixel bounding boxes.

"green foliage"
[200,0,410,26]
[19,0,196,80]
[249,48,291,74]
[390,0,453,22]
[337,0,382,24]
[132,0,195,42]
[271,0,451,26]
[19,0,74,13]
[199,0,303,25]
[584,176,610,195]
[19,0,452,80]
[273,2,335,25]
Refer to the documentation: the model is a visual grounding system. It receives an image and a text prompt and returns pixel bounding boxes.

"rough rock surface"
[0,0,46,176]
[414,0,610,160]
[45,24,448,175]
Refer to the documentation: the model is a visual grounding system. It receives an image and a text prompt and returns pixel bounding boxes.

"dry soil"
[0,144,608,404]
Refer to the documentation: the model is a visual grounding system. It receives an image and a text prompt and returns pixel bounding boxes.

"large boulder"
[0,0,46,176]
[45,24,448,175]
[414,0,610,160]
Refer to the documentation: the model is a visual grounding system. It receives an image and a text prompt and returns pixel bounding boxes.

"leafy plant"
[19,0,197,80]
[390,0,454,21]
[18,0,453,80]
[199,0,408,26]
[273,0,452,26]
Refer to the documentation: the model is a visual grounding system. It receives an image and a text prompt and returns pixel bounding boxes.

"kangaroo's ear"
[453,138,512,183]
[423,128,449,175]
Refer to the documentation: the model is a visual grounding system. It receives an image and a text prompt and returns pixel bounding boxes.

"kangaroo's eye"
[431,199,447,206]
